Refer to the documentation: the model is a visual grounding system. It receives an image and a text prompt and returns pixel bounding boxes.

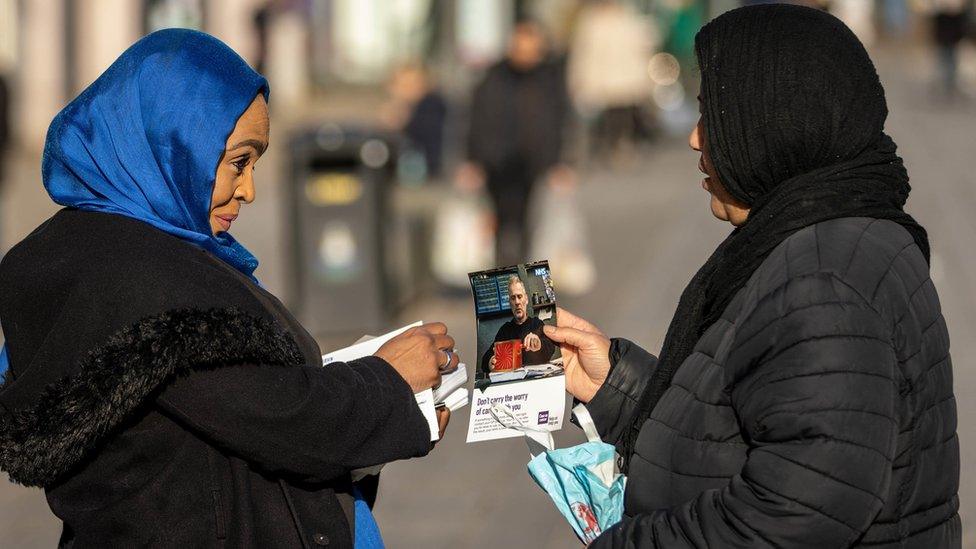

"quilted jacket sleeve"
[592,273,898,548]
[584,338,658,453]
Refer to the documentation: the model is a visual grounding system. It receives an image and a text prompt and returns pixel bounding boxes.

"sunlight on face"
[210,95,269,235]
[689,116,750,226]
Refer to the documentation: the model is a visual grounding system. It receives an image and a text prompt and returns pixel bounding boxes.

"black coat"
[466,58,570,178]
[0,209,432,548]
[587,218,960,548]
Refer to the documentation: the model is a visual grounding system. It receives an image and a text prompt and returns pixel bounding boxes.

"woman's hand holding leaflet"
[543,308,611,403]
[375,322,457,393]
[434,407,451,443]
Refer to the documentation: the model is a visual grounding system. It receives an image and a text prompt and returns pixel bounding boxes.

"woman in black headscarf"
[545,5,960,547]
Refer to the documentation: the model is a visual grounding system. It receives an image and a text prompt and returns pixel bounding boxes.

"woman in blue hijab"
[0,29,455,548]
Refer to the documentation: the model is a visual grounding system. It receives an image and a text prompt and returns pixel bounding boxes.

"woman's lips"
[215,214,237,231]
[702,177,711,191]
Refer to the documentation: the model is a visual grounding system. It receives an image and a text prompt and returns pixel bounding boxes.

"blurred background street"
[1,0,975,547]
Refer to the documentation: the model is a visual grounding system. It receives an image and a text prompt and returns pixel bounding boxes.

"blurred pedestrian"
[253,1,274,74]
[741,0,827,6]
[659,0,706,67]
[0,29,457,548]
[0,69,8,197]
[831,0,877,45]
[0,69,7,377]
[547,5,958,547]
[568,0,657,166]
[923,0,973,98]
[381,63,448,179]
[881,0,911,38]
[461,19,572,266]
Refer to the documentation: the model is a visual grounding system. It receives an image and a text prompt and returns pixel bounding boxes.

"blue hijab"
[42,28,268,277]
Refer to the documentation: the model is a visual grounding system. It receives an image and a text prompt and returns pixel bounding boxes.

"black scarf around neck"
[619,5,930,471]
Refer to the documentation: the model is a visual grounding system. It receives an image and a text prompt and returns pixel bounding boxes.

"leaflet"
[466,260,566,443]
[321,321,470,442]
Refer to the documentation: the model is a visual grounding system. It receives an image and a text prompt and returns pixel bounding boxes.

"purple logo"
[537,411,549,425]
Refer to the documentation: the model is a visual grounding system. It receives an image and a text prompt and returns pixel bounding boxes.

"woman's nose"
[236,180,255,204]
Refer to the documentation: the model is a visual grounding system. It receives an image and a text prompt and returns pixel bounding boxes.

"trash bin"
[286,123,396,338]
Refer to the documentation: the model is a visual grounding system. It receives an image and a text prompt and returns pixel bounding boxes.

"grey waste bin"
[286,124,396,338]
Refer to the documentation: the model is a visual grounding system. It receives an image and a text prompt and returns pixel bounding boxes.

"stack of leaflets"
[321,321,470,442]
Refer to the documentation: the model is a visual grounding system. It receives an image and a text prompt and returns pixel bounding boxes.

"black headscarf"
[620,4,930,470]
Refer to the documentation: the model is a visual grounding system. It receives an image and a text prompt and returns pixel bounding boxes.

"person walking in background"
[569,0,657,167]
[830,0,878,46]
[252,0,276,74]
[741,0,826,5]
[381,63,448,180]
[0,69,9,248]
[881,0,911,38]
[0,30,456,548]
[924,0,972,98]
[546,5,959,547]
[460,19,572,267]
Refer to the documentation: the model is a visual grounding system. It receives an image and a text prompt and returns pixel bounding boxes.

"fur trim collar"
[0,307,303,487]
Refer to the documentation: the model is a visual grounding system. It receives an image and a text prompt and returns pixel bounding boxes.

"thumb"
[544,325,592,348]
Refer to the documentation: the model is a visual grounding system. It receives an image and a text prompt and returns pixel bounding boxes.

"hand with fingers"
[434,406,450,443]
[374,322,459,394]
[542,308,611,403]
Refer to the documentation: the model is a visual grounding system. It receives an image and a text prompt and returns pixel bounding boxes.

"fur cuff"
[0,307,303,487]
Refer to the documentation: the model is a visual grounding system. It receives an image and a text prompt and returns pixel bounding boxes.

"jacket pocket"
[205,445,228,540]
[211,489,227,540]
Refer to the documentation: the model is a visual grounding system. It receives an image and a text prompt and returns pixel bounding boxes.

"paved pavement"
[1,43,975,547]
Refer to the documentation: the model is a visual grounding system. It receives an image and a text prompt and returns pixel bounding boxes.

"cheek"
[210,168,236,210]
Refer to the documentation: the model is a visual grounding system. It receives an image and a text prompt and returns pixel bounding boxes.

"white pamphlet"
[321,321,471,442]
[466,261,567,444]
[433,363,468,404]
[465,375,566,443]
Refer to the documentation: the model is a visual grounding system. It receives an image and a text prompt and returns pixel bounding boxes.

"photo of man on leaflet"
[481,274,556,374]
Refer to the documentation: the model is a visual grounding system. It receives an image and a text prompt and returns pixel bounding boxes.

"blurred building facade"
[1,0,735,150]
[0,0,944,150]
[0,0,505,150]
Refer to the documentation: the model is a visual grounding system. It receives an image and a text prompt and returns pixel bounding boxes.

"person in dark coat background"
[0,30,457,548]
[461,19,572,266]
[382,64,448,179]
[927,0,972,97]
[0,69,9,210]
[544,5,960,547]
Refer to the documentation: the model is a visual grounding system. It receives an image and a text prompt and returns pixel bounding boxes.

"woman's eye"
[231,157,249,172]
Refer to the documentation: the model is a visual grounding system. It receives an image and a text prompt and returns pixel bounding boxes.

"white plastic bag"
[430,189,495,287]
[530,185,596,295]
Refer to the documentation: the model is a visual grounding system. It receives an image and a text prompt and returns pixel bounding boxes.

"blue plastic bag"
[526,405,626,543]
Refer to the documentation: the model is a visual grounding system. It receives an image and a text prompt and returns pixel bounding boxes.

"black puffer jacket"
[0,210,432,548]
[588,217,959,548]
